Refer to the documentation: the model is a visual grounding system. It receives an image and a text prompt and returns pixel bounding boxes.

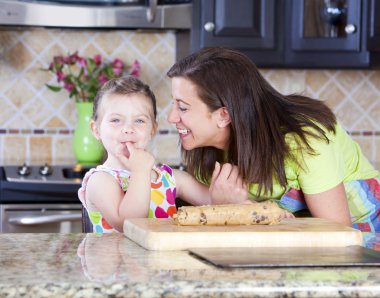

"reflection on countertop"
[0,233,380,297]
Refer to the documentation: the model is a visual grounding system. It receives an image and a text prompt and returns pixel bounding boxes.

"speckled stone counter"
[0,233,380,298]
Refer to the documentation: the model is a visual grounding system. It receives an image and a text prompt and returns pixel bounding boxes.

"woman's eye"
[178,106,187,112]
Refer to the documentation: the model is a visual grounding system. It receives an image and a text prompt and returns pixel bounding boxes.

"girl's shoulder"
[154,163,175,176]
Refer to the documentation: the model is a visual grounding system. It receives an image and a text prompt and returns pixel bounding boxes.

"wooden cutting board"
[123,217,363,251]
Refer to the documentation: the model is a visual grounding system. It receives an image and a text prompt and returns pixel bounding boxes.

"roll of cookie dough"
[173,201,286,226]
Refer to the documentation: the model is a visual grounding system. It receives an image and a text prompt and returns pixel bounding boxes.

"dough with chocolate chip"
[173,201,286,226]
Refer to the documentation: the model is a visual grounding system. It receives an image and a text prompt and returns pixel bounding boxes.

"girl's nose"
[167,105,180,123]
[121,125,134,134]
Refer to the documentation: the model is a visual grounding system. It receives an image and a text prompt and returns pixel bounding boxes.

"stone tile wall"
[0,28,379,165]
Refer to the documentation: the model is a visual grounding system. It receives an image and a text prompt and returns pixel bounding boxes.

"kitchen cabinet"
[191,0,284,65]
[191,0,380,68]
[368,0,380,51]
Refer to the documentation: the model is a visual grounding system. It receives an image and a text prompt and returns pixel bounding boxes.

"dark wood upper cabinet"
[191,0,284,66]
[191,0,380,68]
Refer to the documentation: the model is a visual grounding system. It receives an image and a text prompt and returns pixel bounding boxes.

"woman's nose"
[167,105,179,123]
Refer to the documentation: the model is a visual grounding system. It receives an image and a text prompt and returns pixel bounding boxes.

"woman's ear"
[216,107,231,128]
[90,120,101,140]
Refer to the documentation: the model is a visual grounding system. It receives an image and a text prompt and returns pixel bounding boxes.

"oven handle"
[8,213,82,225]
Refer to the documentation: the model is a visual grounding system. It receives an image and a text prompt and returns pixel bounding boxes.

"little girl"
[78,76,210,233]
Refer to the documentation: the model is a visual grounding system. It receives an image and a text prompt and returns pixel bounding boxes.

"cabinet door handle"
[204,22,215,32]
[345,24,357,34]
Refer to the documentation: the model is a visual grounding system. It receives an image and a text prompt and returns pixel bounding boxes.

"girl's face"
[92,93,157,165]
[167,77,230,151]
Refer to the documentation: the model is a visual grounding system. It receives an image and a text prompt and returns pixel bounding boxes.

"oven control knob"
[18,163,31,176]
[39,164,52,176]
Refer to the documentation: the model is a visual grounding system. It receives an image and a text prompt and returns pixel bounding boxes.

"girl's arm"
[304,182,352,227]
[174,169,211,206]
[87,143,154,232]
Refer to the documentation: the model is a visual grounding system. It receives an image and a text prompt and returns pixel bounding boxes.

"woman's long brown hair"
[167,47,336,195]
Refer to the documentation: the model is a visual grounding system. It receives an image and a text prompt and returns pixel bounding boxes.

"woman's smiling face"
[167,77,230,150]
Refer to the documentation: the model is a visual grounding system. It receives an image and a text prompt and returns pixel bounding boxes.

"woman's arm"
[174,169,211,206]
[304,182,352,227]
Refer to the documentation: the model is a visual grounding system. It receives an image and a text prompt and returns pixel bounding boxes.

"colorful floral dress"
[78,164,177,233]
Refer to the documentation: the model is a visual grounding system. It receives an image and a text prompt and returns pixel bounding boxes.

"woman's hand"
[209,162,249,205]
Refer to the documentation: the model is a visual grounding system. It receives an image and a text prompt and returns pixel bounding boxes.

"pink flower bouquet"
[44,52,140,102]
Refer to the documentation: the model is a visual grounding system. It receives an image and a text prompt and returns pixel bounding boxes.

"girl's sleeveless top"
[78,164,177,233]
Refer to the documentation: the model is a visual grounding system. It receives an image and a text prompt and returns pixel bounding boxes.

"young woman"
[78,76,210,233]
[167,47,380,233]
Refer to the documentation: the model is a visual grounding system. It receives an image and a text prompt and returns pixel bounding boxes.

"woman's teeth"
[178,129,190,134]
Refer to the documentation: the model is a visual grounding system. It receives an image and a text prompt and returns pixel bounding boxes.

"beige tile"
[305,70,331,94]
[335,70,363,93]
[368,103,380,128]
[43,88,71,110]
[138,65,161,88]
[0,30,19,52]
[152,79,171,108]
[60,101,78,128]
[368,71,380,93]
[6,114,32,130]
[375,137,380,164]
[81,43,103,60]
[319,82,346,110]
[6,42,34,71]
[0,62,18,92]
[43,43,66,67]
[147,43,175,73]
[5,80,35,108]
[0,100,17,126]
[157,113,173,131]
[335,100,362,130]
[351,136,373,162]
[3,136,27,164]
[30,137,52,163]
[22,29,53,54]
[351,82,379,112]
[154,134,181,165]
[25,61,52,91]
[93,32,123,56]
[53,136,76,163]
[45,117,67,129]
[353,117,376,131]
[23,99,52,127]
[130,33,160,55]
[59,30,90,53]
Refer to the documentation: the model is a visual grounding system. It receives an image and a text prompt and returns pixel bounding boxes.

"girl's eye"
[110,118,120,123]
[135,119,145,124]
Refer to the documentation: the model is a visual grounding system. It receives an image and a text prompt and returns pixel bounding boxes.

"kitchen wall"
[0,28,379,165]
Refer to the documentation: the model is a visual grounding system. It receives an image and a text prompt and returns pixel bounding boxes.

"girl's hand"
[209,161,249,205]
[117,143,154,173]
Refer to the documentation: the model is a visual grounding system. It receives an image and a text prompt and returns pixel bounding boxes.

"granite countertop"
[0,233,380,298]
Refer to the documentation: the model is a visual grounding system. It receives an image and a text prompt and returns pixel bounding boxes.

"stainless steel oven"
[0,0,192,29]
[0,164,88,233]
[0,204,82,233]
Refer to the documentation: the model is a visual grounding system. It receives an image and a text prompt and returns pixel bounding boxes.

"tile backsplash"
[0,28,379,165]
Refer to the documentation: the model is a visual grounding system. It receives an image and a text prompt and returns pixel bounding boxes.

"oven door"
[0,204,82,233]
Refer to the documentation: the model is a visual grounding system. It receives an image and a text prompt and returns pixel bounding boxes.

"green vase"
[73,102,104,165]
